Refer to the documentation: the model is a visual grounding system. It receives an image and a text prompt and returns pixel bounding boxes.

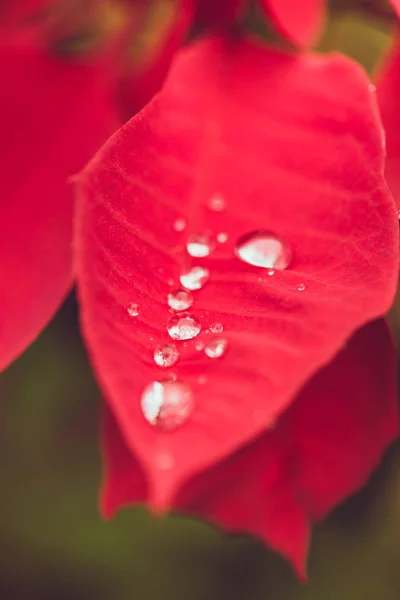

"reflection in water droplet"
[204,337,228,358]
[153,344,179,368]
[167,313,201,340]
[167,289,193,311]
[297,283,305,291]
[207,194,226,212]
[127,302,140,317]
[217,232,228,243]
[210,323,223,333]
[173,218,186,232]
[187,233,215,258]
[235,231,292,270]
[180,266,210,290]
[141,380,194,430]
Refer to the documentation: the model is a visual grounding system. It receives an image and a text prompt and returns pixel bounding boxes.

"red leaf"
[101,319,398,575]
[0,39,118,370]
[377,39,400,208]
[76,37,398,511]
[195,0,246,28]
[260,0,325,46]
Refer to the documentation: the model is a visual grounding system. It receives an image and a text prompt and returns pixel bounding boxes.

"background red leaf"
[76,36,398,510]
[102,319,398,575]
[0,39,119,370]
[260,0,326,47]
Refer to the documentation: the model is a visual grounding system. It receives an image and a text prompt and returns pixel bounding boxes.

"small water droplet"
[268,269,275,276]
[235,231,292,270]
[198,375,207,385]
[173,218,186,232]
[187,233,215,258]
[207,194,226,212]
[167,288,193,311]
[167,313,201,340]
[368,83,376,93]
[141,380,194,430]
[210,323,223,333]
[217,232,228,243]
[180,266,210,290]
[195,340,205,351]
[297,283,305,291]
[156,451,175,470]
[204,337,228,359]
[153,344,179,368]
[127,302,140,317]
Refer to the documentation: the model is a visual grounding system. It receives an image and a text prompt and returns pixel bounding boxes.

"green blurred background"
[1,3,400,599]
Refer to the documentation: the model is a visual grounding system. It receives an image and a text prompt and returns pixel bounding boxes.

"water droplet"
[180,266,210,290]
[167,288,193,311]
[204,337,228,359]
[198,375,207,385]
[127,302,140,317]
[368,83,376,93]
[217,232,228,243]
[268,269,275,276]
[210,323,223,333]
[141,380,194,430]
[167,313,201,340]
[297,283,305,291]
[187,233,215,258]
[173,218,186,232]
[207,194,226,212]
[195,339,205,351]
[153,344,179,368]
[235,231,292,270]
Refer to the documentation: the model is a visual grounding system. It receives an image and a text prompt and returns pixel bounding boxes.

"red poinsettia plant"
[1,0,400,577]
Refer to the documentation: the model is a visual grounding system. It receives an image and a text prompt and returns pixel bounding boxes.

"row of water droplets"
[126,193,301,445]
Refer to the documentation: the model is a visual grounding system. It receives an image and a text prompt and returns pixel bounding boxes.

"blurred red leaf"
[377,39,400,208]
[260,0,325,46]
[0,38,119,370]
[102,319,398,575]
[76,37,398,511]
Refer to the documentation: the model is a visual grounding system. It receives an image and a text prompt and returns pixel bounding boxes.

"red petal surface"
[76,37,398,510]
[390,0,400,17]
[195,0,246,28]
[102,319,398,575]
[260,0,325,46]
[376,39,400,208]
[0,39,119,370]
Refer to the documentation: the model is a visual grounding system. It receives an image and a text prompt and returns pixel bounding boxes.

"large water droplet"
[210,323,223,333]
[127,302,140,317]
[173,218,186,232]
[207,194,226,212]
[204,337,228,358]
[167,288,193,311]
[153,344,179,368]
[235,231,292,270]
[180,266,210,290]
[141,380,193,430]
[167,313,201,340]
[187,233,215,258]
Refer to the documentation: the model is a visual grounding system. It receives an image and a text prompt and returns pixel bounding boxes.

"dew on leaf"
[141,380,194,430]
[167,313,201,340]
[204,337,228,358]
[153,344,179,368]
[180,266,210,290]
[187,233,215,258]
[235,231,292,270]
[167,288,193,311]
